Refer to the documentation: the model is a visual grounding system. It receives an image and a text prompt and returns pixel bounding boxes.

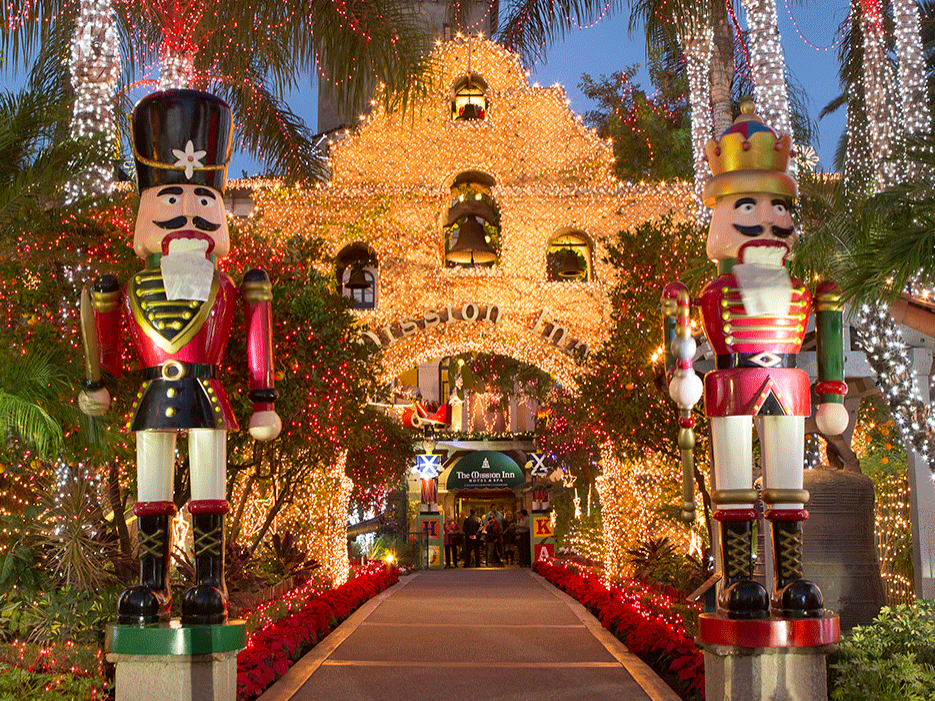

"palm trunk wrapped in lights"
[67,0,121,200]
[741,0,794,176]
[682,29,715,222]
[859,0,901,190]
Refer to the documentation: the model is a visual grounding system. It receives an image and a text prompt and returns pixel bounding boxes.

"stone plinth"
[105,621,246,701]
[698,614,838,701]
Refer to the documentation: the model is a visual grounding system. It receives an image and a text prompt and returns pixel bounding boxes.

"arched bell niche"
[335,242,378,310]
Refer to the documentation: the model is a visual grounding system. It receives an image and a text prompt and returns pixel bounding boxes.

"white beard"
[733,245,792,316]
[160,238,215,301]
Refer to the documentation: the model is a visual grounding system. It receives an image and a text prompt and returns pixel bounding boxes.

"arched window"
[444,171,500,268]
[335,242,378,310]
[547,232,592,282]
[451,73,488,121]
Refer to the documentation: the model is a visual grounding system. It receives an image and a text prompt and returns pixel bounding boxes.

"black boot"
[182,512,227,625]
[716,518,769,620]
[118,512,173,625]
[768,515,823,618]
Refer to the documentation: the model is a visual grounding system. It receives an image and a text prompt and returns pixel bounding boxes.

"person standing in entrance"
[462,508,481,567]
[516,509,530,567]
[444,516,460,568]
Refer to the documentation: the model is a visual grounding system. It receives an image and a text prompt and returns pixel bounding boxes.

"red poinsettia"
[237,564,399,701]
[534,560,704,700]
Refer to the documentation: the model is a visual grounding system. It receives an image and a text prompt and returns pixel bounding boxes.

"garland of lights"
[66,0,121,201]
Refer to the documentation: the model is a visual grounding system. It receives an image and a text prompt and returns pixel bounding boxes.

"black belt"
[143,362,219,381]
[716,353,796,370]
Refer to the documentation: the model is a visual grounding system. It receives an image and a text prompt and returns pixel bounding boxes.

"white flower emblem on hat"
[171,140,206,179]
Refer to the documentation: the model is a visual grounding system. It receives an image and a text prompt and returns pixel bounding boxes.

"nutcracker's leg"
[118,430,176,625]
[182,429,229,625]
[760,416,823,618]
[710,416,769,619]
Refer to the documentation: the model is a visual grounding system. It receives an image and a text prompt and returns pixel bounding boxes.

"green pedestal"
[418,513,444,569]
[106,621,246,701]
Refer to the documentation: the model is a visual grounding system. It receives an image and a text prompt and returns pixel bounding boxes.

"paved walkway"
[260,567,680,701]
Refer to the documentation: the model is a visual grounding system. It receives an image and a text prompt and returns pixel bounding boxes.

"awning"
[441,451,524,491]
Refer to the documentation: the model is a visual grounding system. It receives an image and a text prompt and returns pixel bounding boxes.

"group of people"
[444,505,531,568]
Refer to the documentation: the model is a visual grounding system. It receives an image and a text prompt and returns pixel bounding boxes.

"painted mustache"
[154,216,221,232]
[732,223,795,239]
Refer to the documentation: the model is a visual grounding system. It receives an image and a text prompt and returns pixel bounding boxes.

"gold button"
[726,336,735,344]
[215,406,221,413]
[183,312,191,319]
[165,407,176,418]
[721,300,728,307]
[723,324,731,334]
[167,388,177,398]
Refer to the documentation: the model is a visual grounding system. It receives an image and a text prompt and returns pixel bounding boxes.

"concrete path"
[259,567,680,701]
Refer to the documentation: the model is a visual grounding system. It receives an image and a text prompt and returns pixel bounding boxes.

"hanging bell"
[446,218,497,265]
[557,248,586,279]
[344,265,371,290]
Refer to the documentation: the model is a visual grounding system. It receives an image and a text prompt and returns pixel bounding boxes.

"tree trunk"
[67,0,120,199]
[158,46,195,90]
[892,0,930,178]
[709,0,735,138]
[741,0,792,137]
[108,456,132,559]
[680,28,715,223]
[859,0,901,190]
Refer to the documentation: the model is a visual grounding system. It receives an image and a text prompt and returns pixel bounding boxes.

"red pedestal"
[698,613,840,648]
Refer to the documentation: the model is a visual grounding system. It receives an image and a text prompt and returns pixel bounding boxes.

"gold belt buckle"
[161,360,186,381]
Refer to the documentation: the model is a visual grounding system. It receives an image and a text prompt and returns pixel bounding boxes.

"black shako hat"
[131,89,233,194]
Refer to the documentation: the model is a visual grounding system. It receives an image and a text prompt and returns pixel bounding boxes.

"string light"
[741,0,796,178]
[66,0,121,200]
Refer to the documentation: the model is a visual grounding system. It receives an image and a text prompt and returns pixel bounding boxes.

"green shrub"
[828,600,935,700]
[0,664,101,700]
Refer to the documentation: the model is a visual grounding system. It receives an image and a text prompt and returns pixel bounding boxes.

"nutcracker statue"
[663,101,847,622]
[78,90,281,626]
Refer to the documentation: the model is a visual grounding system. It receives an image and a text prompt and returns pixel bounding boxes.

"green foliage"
[828,600,935,701]
[626,536,704,594]
[366,533,422,569]
[0,664,102,701]
[0,585,118,645]
[543,216,712,483]
[579,66,692,184]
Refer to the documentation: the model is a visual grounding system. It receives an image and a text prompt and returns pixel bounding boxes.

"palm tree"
[2,0,434,185]
[628,0,717,212]
[740,0,793,166]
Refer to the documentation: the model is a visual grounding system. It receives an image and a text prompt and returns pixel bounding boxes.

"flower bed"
[534,559,704,701]
[237,562,399,701]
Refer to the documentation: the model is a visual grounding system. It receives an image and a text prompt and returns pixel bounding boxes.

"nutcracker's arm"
[661,282,703,522]
[78,274,122,416]
[241,269,281,441]
[813,281,848,436]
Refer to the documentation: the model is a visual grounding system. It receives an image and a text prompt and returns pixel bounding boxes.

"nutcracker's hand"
[816,403,848,436]
[249,410,282,441]
[78,387,111,417]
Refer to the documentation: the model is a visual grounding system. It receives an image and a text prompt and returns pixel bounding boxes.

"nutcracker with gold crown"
[78,89,281,626]
[663,101,847,623]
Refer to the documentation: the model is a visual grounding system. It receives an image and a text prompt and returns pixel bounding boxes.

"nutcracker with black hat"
[662,101,843,654]
[79,89,281,628]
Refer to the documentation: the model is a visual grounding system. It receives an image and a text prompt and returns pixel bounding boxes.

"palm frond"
[497,0,628,66]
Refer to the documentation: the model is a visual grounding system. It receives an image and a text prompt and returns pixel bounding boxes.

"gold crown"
[703,101,796,207]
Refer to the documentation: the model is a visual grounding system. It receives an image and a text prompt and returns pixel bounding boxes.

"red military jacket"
[698,270,812,418]
[92,266,275,432]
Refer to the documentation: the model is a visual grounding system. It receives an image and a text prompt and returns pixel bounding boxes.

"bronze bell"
[344,265,371,290]
[557,248,586,279]
[446,218,497,265]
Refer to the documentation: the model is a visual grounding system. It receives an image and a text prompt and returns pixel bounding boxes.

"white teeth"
[167,237,209,255]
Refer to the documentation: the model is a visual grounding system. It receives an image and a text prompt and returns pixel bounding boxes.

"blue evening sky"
[236,1,849,175]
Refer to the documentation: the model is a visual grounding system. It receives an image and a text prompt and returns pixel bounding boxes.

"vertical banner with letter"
[418,515,443,569]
